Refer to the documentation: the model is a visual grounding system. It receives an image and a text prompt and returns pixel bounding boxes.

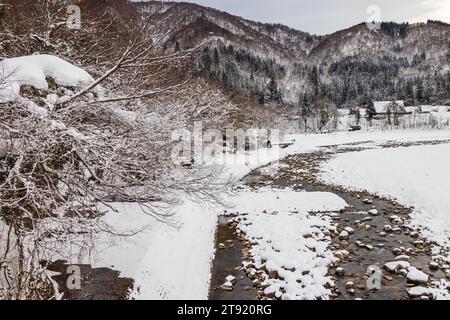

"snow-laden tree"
[0,0,234,299]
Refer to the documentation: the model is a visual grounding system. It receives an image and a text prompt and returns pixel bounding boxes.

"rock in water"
[221,281,234,291]
[335,267,345,277]
[395,255,411,261]
[406,267,429,284]
[226,275,237,284]
[339,230,350,240]
[406,286,429,298]
[344,227,355,234]
[429,262,439,271]
[384,261,411,273]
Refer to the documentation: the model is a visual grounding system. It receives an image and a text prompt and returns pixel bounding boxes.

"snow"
[0,54,97,103]
[2,57,450,301]
[17,96,49,117]
[232,187,347,300]
[407,281,450,300]
[420,105,450,113]
[319,143,450,253]
[95,200,219,300]
[86,129,450,300]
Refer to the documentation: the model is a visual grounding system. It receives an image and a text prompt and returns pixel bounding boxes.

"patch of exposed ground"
[46,260,133,300]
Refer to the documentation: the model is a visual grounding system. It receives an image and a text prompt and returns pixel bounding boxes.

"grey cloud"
[170,0,449,34]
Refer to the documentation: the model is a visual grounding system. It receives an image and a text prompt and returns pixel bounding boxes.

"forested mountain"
[135,1,450,107]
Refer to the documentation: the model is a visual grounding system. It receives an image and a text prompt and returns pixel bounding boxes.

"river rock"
[429,261,440,271]
[347,288,355,295]
[395,255,411,261]
[413,240,424,247]
[221,281,234,291]
[335,267,345,277]
[399,268,408,276]
[335,250,350,259]
[406,286,429,298]
[356,241,366,248]
[339,231,350,240]
[406,267,429,284]
[384,261,411,273]
[368,209,379,216]
[384,275,394,281]
[344,227,355,234]
[226,275,237,284]
[410,231,420,239]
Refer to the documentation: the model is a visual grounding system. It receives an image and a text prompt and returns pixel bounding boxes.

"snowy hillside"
[134,1,450,107]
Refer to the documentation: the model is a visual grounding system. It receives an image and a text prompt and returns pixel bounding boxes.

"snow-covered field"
[96,201,219,300]
[90,129,450,300]
[320,142,450,258]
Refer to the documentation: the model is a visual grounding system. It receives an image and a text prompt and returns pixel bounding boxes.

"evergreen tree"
[405,81,415,105]
[200,47,212,77]
[416,81,424,103]
[309,66,319,96]
[213,48,220,65]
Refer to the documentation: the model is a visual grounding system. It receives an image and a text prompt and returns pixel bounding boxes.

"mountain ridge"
[134,1,450,107]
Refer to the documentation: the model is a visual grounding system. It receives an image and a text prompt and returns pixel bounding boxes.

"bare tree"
[310,97,339,132]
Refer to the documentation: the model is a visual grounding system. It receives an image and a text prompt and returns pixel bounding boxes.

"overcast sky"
[169,0,450,34]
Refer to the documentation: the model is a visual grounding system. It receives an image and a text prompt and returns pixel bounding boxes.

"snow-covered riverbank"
[93,129,450,299]
[319,142,450,259]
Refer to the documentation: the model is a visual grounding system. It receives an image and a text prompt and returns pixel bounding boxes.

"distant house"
[373,100,406,114]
